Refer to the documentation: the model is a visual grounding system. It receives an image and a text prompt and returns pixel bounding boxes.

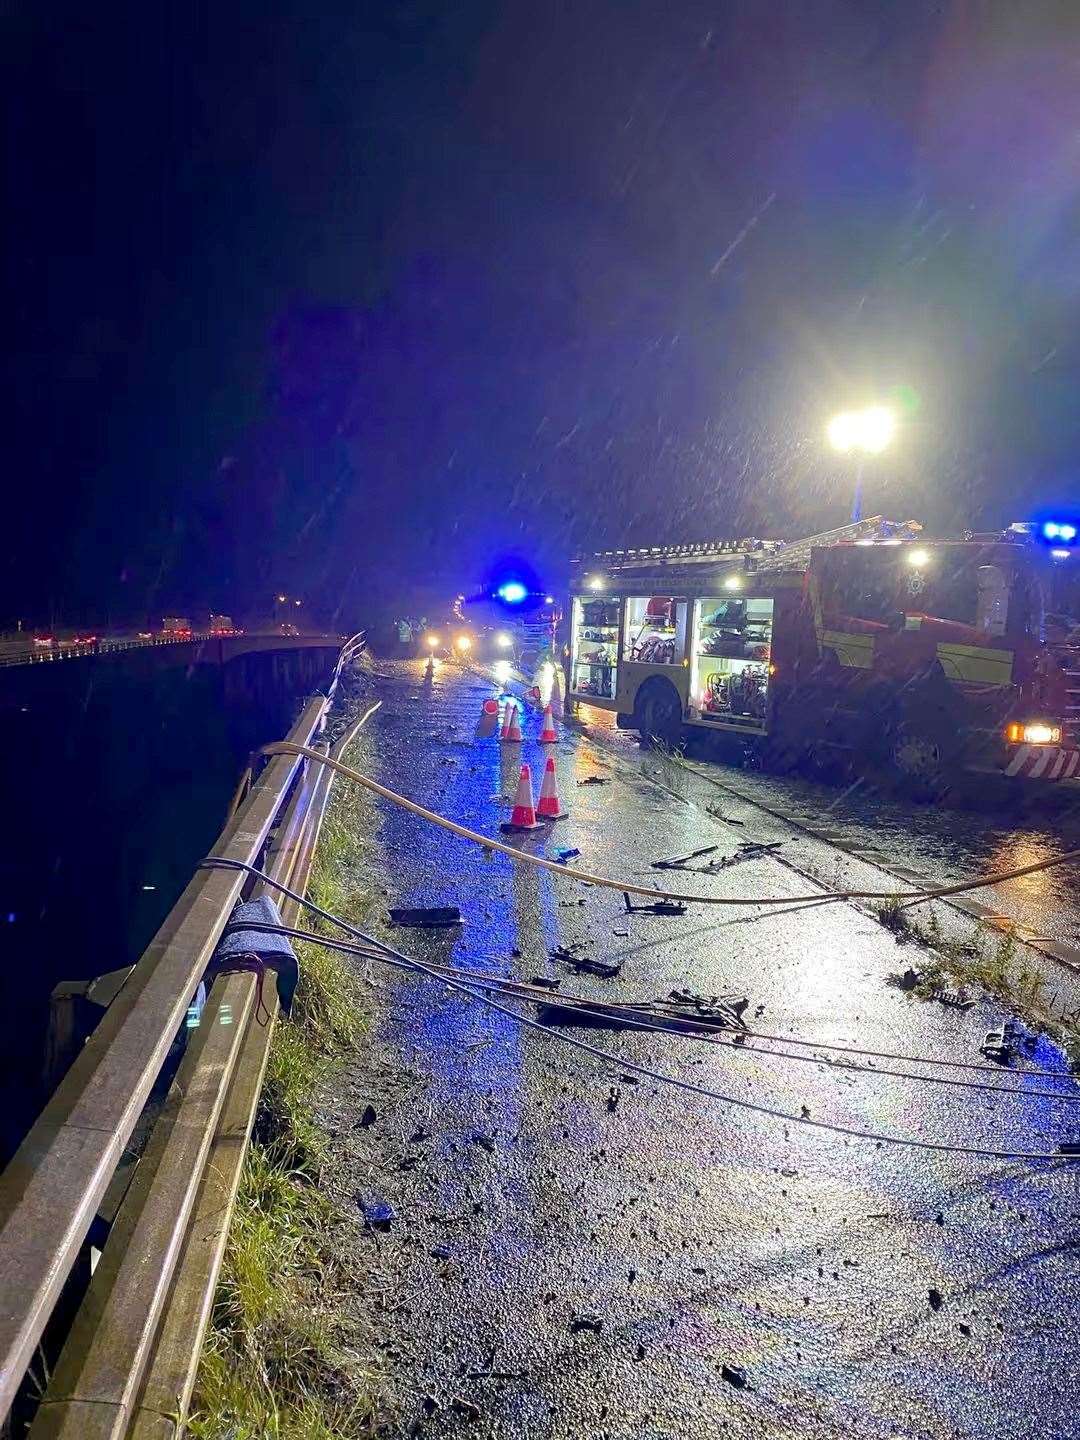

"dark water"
[0,655,320,1164]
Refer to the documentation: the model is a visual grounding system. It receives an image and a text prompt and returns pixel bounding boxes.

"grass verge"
[186,755,380,1440]
[875,898,1080,1068]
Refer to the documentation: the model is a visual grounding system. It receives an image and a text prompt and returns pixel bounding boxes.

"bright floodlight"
[495,632,513,649]
[827,405,896,455]
[906,548,930,567]
[723,575,742,591]
[426,633,440,648]
[497,581,528,604]
[586,575,604,591]
[455,634,472,652]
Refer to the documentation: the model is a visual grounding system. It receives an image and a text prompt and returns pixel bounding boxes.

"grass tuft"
[187,759,380,1438]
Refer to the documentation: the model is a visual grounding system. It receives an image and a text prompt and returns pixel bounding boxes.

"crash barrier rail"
[0,632,367,1436]
[0,629,352,669]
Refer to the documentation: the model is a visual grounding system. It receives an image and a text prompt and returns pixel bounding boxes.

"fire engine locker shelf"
[691,595,773,726]
[570,595,621,700]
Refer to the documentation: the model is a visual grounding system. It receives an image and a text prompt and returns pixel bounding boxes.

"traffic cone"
[538,703,558,743]
[500,698,523,742]
[548,666,564,718]
[500,764,539,831]
[536,755,566,819]
[474,698,499,739]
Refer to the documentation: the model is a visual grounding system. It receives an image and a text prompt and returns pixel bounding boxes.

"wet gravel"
[320,661,1080,1440]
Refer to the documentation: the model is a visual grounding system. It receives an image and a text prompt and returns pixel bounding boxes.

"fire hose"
[261,741,1080,910]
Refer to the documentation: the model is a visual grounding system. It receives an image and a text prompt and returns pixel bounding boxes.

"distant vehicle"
[137,631,154,640]
[161,617,193,638]
[208,614,235,635]
[565,517,1080,794]
[32,635,54,648]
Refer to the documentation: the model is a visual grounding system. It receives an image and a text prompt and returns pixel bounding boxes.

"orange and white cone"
[536,755,566,820]
[475,698,500,739]
[538,703,558,743]
[500,764,539,831]
[500,698,523,742]
[548,666,564,718]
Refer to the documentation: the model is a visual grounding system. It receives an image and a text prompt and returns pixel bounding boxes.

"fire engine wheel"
[635,679,685,751]
[888,723,950,798]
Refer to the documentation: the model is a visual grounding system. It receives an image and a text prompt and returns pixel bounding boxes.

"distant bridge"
[0,630,346,670]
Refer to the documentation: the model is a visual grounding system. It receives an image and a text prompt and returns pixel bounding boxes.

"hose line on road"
[260,741,1080,911]
[223,917,1080,1105]
[201,856,1080,1162]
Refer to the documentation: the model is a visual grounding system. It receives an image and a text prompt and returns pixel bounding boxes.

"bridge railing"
[0,629,353,668]
[0,631,367,1436]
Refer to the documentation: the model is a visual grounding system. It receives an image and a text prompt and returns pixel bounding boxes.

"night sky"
[5,1,1080,627]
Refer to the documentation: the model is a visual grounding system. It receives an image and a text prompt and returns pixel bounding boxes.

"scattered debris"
[554,847,581,864]
[707,809,744,825]
[550,944,622,979]
[606,1086,620,1112]
[577,775,609,786]
[569,1312,604,1334]
[450,1397,481,1422]
[668,989,749,1028]
[359,1104,377,1128]
[721,1364,747,1389]
[800,1105,811,1120]
[623,892,687,916]
[529,975,561,990]
[958,1323,972,1337]
[470,1134,497,1153]
[981,1026,1015,1064]
[389,905,463,928]
[360,1198,395,1231]
[928,1288,944,1311]
[430,1244,452,1260]
[652,845,719,871]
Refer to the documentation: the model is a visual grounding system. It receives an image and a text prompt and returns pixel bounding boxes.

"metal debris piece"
[389,905,463,928]
[529,975,561,990]
[569,1312,604,1334]
[652,845,719,871]
[721,1364,747,1389]
[980,1028,1013,1064]
[623,892,687,916]
[577,775,609,786]
[359,1104,377,1128]
[554,847,581,863]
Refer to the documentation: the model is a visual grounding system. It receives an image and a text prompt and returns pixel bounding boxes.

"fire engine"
[565,518,1078,793]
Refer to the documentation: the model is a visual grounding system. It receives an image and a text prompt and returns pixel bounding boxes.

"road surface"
[321,659,1080,1440]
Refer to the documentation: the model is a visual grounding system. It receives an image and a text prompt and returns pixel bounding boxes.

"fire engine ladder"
[748,516,911,572]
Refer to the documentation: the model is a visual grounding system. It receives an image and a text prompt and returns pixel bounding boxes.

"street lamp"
[826,405,897,521]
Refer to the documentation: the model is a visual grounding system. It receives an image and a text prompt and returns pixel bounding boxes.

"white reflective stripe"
[1028,747,1054,778]
[1005,745,1031,777]
[1050,749,1069,780]
[1067,751,1080,779]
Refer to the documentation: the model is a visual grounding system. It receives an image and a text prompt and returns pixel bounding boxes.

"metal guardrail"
[0,631,350,669]
[0,631,366,1435]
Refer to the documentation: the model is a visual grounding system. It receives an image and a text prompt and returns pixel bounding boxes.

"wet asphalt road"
[323,660,1080,1440]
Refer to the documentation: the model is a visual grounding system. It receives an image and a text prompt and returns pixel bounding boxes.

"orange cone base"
[535,808,567,822]
[500,817,541,832]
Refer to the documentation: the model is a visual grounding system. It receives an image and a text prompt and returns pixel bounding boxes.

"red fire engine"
[565,518,1078,794]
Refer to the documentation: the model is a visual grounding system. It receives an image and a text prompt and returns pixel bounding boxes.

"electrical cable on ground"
[259,741,1080,911]
[200,857,1080,1162]
[223,916,1080,1105]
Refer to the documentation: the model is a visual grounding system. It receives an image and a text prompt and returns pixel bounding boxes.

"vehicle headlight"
[1005,721,1061,745]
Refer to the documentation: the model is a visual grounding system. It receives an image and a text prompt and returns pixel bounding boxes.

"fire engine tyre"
[887,720,953,799]
[635,678,685,751]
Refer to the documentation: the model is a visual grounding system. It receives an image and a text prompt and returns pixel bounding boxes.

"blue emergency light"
[496,581,528,604]
[1043,521,1078,542]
